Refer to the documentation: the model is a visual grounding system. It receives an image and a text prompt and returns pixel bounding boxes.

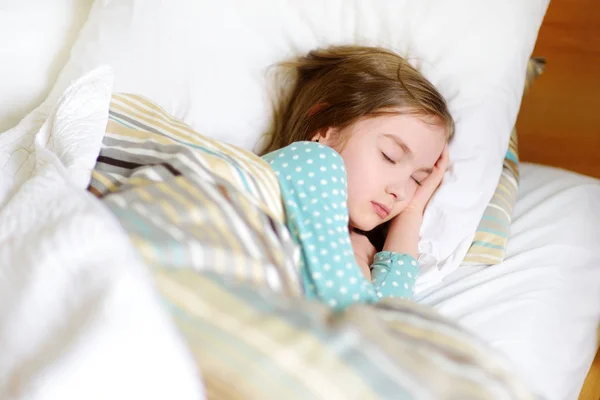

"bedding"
[464,57,546,265]
[48,0,551,290]
[0,58,595,400]
[0,64,534,398]
[87,91,538,399]
[3,2,595,399]
[0,67,539,398]
[418,164,600,400]
[89,93,300,295]
[0,69,203,400]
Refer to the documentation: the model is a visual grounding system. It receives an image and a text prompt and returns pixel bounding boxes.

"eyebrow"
[383,133,412,155]
[382,133,433,174]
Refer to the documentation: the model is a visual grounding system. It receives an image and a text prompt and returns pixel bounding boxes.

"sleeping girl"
[261,45,453,309]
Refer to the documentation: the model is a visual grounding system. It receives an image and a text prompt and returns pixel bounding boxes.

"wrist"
[382,210,423,259]
[391,209,423,228]
[401,204,425,218]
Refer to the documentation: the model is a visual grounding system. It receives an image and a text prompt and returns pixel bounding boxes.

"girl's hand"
[383,144,449,259]
[405,143,449,215]
[350,230,376,279]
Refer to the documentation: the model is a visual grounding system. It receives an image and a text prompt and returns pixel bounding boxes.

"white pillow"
[0,0,94,132]
[51,0,549,289]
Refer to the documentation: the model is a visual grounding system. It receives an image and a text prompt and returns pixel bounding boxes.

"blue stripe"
[505,149,519,164]
[108,114,139,130]
[161,297,314,398]
[481,214,509,227]
[183,142,253,193]
[471,241,505,250]
[159,273,413,399]
[476,227,508,237]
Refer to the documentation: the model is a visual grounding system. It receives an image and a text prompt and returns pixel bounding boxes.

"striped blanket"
[89,93,536,399]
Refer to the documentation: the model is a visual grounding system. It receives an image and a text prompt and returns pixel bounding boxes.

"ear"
[310,127,338,145]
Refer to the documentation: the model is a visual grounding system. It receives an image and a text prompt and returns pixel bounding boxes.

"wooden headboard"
[516,0,600,178]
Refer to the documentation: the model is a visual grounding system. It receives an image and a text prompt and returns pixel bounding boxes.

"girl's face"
[315,112,447,232]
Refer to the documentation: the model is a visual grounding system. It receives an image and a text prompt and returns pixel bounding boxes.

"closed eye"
[412,177,422,186]
[381,152,396,165]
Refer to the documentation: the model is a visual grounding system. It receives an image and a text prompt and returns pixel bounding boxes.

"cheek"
[407,182,418,198]
[403,182,419,206]
[341,153,374,198]
[390,183,418,217]
[346,174,372,207]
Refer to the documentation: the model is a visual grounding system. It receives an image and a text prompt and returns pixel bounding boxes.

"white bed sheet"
[416,163,600,400]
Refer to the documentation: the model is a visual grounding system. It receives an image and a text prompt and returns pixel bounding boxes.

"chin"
[349,215,379,233]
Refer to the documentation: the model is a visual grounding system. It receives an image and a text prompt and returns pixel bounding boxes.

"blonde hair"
[259,45,454,155]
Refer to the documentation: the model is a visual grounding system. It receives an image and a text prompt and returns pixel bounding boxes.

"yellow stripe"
[493,183,518,205]
[111,93,284,222]
[503,163,519,179]
[107,93,287,283]
[174,178,243,275]
[465,246,505,258]
[158,198,181,225]
[490,190,514,212]
[463,254,504,264]
[106,120,174,145]
[497,177,518,193]
[124,92,284,221]
[173,299,277,398]
[129,234,158,263]
[91,170,118,193]
[471,233,507,247]
[155,270,380,399]
[114,94,196,132]
[126,176,156,189]
[134,187,154,203]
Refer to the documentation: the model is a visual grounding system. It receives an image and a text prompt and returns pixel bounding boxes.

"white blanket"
[0,69,203,400]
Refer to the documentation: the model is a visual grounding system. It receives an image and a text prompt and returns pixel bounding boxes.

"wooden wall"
[516,0,600,178]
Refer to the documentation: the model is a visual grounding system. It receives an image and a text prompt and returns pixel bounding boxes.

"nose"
[386,172,410,202]
[386,184,405,202]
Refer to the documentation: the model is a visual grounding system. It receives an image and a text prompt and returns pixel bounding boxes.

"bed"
[418,163,600,399]
[0,1,599,399]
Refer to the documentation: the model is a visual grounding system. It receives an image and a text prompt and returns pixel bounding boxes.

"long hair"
[259,45,454,155]
[260,45,454,250]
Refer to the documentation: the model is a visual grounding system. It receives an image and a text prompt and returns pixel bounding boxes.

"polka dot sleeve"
[370,252,419,299]
[263,141,418,309]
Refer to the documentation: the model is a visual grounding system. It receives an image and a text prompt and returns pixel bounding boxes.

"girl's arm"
[352,229,420,300]
[382,210,422,258]
[265,141,380,309]
[350,230,376,279]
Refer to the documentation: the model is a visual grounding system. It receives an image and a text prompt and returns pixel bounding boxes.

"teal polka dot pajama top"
[262,141,419,309]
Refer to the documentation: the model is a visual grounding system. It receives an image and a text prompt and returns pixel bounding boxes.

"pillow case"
[463,57,546,265]
[50,0,550,289]
[0,0,93,132]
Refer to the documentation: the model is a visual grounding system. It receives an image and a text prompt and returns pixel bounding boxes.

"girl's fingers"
[422,144,449,193]
[409,144,450,213]
[439,144,450,170]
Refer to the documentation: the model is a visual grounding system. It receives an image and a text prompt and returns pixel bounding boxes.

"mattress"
[416,163,600,400]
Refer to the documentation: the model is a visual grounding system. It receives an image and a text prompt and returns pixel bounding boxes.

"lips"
[371,201,390,219]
